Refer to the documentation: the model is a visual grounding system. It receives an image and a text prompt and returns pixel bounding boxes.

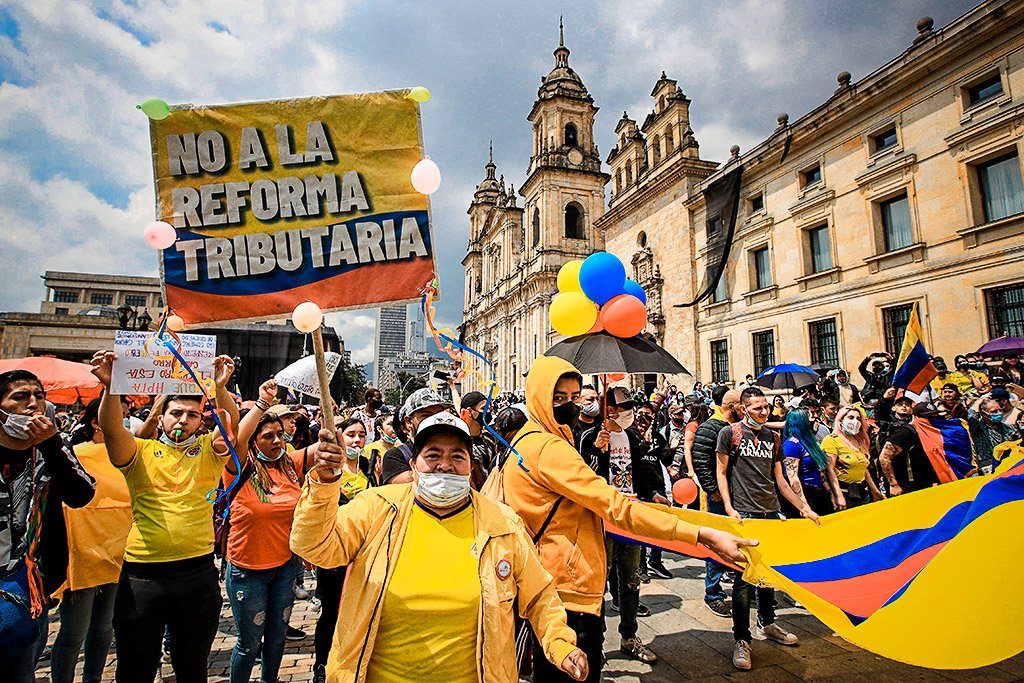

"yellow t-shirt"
[367,502,480,682]
[119,434,225,563]
[821,434,870,485]
[60,442,133,596]
[931,371,984,395]
[339,469,369,501]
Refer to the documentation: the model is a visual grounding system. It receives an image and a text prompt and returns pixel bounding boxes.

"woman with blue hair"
[781,408,839,516]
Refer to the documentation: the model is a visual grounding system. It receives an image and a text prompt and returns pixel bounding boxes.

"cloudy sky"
[0,0,979,367]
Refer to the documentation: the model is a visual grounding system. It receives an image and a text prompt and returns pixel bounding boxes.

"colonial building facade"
[466,1,1024,390]
[462,25,607,392]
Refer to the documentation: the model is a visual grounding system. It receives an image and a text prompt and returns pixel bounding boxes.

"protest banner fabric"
[149,91,435,325]
[606,452,1024,669]
[111,330,215,395]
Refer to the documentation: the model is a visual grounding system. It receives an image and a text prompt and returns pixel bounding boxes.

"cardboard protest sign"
[275,352,341,400]
[111,330,216,395]
[148,91,436,325]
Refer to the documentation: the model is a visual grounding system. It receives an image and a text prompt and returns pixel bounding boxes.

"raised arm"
[212,355,240,443]
[134,395,166,440]
[90,350,138,467]
[233,379,279,467]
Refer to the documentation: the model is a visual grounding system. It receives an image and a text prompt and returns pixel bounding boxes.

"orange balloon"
[602,294,647,338]
[607,373,627,382]
[587,309,605,334]
[672,477,698,505]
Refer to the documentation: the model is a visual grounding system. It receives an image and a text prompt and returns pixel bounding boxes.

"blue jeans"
[226,556,300,683]
[732,510,783,642]
[51,583,118,683]
[704,497,728,602]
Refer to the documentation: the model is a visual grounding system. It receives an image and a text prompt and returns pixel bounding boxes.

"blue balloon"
[579,252,626,305]
[623,279,647,305]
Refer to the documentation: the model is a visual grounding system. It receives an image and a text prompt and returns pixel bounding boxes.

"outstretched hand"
[90,350,117,388]
[698,526,758,565]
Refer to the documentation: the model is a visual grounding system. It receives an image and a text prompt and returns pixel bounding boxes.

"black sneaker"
[312,664,327,683]
[638,568,651,584]
[647,563,672,580]
[704,598,731,618]
[286,625,306,641]
[637,602,652,618]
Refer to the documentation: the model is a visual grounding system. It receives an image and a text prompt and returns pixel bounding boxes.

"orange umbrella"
[0,357,102,405]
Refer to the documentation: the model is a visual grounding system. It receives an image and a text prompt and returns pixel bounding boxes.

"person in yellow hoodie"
[502,357,756,682]
[290,410,588,683]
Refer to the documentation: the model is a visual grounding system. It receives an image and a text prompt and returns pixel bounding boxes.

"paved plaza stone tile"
[32,555,1024,682]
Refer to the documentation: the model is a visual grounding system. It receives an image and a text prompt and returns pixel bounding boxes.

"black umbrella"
[544,332,689,375]
[809,362,839,376]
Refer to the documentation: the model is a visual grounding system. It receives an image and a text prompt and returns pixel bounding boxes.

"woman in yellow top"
[50,398,133,683]
[821,406,885,509]
[291,412,588,683]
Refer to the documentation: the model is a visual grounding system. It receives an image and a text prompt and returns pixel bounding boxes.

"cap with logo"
[413,411,473,452]
[606,386,636,409]
[399,388,453,420]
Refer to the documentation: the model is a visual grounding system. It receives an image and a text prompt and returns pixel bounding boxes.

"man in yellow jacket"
[291,410,588,682]
[503,356,756,682]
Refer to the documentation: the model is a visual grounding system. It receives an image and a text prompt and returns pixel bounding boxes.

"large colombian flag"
[605,448,1024,669]
[891,302,938,393]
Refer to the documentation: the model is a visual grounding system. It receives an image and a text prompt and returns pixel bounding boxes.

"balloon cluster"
[551,251,649,338]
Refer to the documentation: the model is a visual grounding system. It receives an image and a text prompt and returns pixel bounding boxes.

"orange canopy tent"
[0,357,102,405]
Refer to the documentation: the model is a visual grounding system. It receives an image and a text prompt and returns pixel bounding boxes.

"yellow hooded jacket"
[503,356,702,615]
[290,481,577,682]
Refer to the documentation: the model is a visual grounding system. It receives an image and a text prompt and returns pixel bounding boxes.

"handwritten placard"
[112,330,216,395]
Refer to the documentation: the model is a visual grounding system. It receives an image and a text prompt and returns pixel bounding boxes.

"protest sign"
[275,352,341,400]
[148,91,436,325]
[111,330,216,395]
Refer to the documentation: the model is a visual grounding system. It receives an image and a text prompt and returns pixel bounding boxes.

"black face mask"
[552,401,580,426]
[368,399,383,409]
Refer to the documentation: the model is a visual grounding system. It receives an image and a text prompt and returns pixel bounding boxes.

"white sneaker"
[756,620,799,646]
[733,640,752,670]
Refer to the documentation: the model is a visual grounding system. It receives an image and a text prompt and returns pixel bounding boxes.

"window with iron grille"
[711,339,729,383]
[985,282,1024,339]
[90,293,113,305]
[53,290,78,303]
[752,330,775,376]
[882,304,914,356]
[809,318,839,367]
[124,294,148,308]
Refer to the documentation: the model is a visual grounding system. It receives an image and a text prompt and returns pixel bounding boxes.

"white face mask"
[158,429,199,450]
[415,471,471,508]
[610,410,634,430]
[841,418,861,436]
[581,402,601,418]
[0,409,34,441]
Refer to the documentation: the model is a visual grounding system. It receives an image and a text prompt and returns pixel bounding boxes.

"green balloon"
[137,98,171,120]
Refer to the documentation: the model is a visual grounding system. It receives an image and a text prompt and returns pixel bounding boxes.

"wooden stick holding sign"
[291,302,336,429]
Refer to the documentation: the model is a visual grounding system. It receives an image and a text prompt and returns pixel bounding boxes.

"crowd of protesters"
[1,344,1019,681]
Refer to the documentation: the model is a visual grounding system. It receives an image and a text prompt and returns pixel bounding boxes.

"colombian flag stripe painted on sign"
[604,449,1024,669]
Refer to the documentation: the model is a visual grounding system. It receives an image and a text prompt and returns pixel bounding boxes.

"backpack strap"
[532,497,563,544]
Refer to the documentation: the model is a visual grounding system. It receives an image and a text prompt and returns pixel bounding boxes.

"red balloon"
[602,294,647,338]
[672,477,698,505]
[587,309,605,334]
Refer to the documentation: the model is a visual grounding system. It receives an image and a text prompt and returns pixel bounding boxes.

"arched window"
[637,230,647,248]
[532,209,540,247]
[651,134,661,166]
[665,125,674,151]
[615,169,623,194]
[564,123,578,148]
[564,203,584,240]
[626,163,633,186]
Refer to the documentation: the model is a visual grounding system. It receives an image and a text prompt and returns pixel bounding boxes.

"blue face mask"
[345,446,361,460]
[283,432,294,444]
[256,448,283,462]
[987,412,1004,423]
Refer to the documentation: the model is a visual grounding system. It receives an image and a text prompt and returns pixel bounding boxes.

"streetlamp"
[116,306,153,332]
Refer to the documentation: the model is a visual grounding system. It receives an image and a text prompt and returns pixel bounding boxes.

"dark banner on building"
[676,164,743,308]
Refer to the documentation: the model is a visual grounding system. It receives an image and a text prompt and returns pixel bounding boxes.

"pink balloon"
[144,221,176,250]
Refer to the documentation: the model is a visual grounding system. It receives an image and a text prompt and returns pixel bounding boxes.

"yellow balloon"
[556,259,585,294]
[550,292,598,338]
[406,86,431,103]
